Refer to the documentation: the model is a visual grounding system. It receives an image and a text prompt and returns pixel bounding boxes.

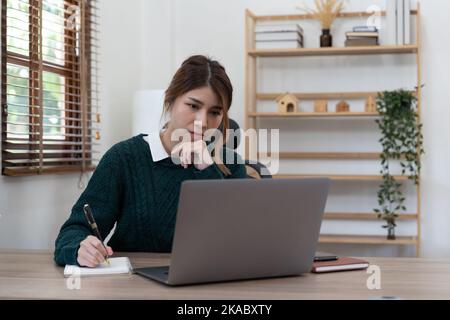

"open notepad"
[64,257,133,277]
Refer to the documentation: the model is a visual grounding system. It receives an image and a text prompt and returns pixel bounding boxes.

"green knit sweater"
[54,134,247,266]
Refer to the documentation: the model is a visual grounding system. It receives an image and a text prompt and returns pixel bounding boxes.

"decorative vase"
[320,29,332,47]
[387,226,396,240]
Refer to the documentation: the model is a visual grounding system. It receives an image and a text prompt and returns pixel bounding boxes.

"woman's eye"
[188,103,199,110]
[210,111,221,117]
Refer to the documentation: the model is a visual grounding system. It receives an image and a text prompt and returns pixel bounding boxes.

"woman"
[54,55,247,267]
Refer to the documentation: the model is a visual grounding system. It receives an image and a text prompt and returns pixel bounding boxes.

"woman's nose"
[195,111,208,129]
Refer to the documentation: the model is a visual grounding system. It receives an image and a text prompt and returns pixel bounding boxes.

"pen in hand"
[83,204,110,265]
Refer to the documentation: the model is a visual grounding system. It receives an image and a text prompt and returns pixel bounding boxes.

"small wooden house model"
[336,100,350,112]
[276,93,299,113]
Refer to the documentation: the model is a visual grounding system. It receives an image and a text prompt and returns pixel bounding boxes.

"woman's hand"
[77,235,114,267]
[171,140,214,171]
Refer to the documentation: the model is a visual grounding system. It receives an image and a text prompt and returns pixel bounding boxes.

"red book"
[311,257,369,273]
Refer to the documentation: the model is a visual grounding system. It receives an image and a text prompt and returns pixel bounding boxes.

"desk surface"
[1,250,449,299]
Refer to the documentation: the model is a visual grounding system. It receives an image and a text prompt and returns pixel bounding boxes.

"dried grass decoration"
[297,0,345,47]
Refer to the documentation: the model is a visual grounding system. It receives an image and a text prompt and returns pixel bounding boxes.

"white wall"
[0,0,145,250]
[98,0,144,154]
[1,0,449,258]
[418,0,450,257]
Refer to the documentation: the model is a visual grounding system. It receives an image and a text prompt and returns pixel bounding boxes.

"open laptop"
[134,178,330,286]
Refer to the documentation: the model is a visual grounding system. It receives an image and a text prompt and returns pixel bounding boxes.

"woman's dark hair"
[163,55,234,175]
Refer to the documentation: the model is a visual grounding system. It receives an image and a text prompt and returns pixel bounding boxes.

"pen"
[83,203,110,265]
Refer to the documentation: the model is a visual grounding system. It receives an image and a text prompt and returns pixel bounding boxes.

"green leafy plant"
[374,89,424,239]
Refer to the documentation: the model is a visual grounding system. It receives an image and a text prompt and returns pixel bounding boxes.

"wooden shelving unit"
[244,4,423,256]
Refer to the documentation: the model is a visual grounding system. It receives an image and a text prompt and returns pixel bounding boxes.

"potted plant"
[374,89,424,240]
[297,0,345,47]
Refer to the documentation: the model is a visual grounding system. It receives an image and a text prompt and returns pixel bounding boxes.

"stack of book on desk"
[312,252,369,273]
[345,26,379,47]
[255,23,304,49]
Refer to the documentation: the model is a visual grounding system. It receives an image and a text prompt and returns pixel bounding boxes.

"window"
[1,0,100,176]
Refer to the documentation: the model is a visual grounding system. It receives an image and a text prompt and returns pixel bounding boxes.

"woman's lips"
[189,131,203,140]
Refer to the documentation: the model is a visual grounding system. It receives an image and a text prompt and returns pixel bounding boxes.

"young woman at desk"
[54,55,247,267]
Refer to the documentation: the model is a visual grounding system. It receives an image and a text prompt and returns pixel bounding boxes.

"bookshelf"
[244,4,422,256]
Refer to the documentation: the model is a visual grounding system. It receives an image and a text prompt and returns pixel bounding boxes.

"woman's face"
[168,86,224,141]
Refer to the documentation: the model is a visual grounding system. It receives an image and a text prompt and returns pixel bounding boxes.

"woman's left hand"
[171,140,214,170]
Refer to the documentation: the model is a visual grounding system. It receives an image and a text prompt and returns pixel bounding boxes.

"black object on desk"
[314,252,339,262]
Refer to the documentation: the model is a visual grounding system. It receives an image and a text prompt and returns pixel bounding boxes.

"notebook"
[64,257,133,277]
[311,257,369,273]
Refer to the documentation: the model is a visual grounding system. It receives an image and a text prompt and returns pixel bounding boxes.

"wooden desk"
[1,250,449,299]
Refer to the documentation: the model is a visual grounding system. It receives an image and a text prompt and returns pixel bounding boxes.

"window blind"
[1,0,100,176]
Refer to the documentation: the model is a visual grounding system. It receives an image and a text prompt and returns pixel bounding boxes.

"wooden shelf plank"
[257,91,378,100]
[323,213,418,221]
[248,112,379,118]
[259,152,381,159]
[257,91,418,100]
[248,45,418,57]
[274,174,409,181]
[253,10,418,22]
[319,234,418,245]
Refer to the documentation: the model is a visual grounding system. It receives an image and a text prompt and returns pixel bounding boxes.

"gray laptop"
[134,178,330,286]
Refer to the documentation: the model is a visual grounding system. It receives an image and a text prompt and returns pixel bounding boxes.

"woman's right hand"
[77,235,114,267]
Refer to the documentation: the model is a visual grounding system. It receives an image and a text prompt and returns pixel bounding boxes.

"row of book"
[255,23,304,49]
[345,25,379,47]
[386,0,411,45]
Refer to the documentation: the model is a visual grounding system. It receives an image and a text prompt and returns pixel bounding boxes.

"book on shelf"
[404,0,411,45]
[386,0,411,45]
[311,256,369,273]
[386,0,397,45]
[345,38,379,47]
[255,23,304,34]
[397,0,404,45]
[344,27,379,47]
[345,31,379,38]
[352,25,378,32]
[255,39,303,49]
[255,31,303,42]
[255,22,304,49]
